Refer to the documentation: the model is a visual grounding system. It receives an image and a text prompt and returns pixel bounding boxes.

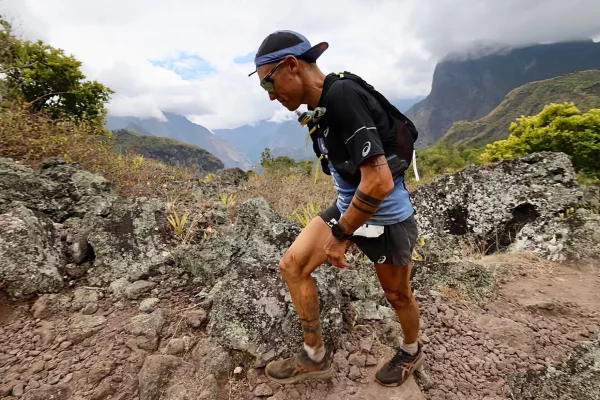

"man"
[249,30,424,387]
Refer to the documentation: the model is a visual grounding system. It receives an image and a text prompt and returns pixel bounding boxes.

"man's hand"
[324,233,350,268]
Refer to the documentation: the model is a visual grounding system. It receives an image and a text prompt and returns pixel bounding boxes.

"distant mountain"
[105,112,251,170]
[108,129,224,172]
[214,97,423,163]
[405,40,600,147]
[442,70,600,147]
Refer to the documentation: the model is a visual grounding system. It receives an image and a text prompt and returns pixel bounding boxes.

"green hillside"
[109,129,224,172]
[442,70,600,147]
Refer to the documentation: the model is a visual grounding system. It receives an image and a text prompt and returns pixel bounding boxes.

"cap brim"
[299,41,329,62]
[248,41,328,77]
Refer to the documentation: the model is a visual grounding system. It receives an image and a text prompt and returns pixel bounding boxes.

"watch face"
[332,222,345,238]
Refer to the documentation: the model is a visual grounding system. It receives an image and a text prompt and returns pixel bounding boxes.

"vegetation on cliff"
[443,70,600,147]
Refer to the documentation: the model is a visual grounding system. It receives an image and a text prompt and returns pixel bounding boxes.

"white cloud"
[2,0,599,129]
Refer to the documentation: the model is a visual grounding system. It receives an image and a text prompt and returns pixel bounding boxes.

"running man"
[249,30,424,387]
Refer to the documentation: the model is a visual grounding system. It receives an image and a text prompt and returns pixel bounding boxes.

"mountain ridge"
[441,69,600,147]
[105,112,252,170]
[108,129,224,172]
[405,39,600,147]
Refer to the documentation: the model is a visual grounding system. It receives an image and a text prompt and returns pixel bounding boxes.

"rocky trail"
[1,153,599,400]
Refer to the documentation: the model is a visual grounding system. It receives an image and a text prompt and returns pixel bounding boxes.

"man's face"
[256,56,304,111]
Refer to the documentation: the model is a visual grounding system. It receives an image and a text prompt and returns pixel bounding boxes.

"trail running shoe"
[375,341,425,387]
[265,348,333,384]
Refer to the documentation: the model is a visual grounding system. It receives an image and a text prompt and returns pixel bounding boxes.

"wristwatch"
[331,220,353,240]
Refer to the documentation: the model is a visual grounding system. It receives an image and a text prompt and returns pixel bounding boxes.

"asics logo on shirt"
[362,141,371,157]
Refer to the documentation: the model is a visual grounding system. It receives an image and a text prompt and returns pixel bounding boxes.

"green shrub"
[482,102,600,179]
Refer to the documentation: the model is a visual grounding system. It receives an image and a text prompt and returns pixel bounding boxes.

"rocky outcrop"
[87,197,171,286]
[509,333,600,400]
[208,261,343,366]
[412,152,596,263]
[0,206,65,298]
[0,158,115,222]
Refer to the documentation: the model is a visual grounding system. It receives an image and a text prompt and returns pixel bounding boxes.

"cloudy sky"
[3,0,600,130]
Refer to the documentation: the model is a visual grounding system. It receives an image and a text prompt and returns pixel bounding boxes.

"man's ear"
[286,56,300,75]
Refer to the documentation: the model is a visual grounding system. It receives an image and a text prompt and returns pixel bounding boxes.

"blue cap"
[248,30,328,76]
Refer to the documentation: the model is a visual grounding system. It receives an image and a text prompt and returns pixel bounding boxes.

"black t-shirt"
[313,77,396,183]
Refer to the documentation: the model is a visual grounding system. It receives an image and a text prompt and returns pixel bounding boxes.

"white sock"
[401,340,418,355]
[304,343,326,362]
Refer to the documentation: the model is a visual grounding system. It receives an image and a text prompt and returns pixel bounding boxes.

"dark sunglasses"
[260,59,286,92]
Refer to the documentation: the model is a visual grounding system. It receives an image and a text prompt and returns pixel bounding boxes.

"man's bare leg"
[374,262,420,344]
[265,216,335,383]
[374,262,424,386]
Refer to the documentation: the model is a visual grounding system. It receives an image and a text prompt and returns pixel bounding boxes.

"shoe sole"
[375,352,426,387]
[265,364,334,385]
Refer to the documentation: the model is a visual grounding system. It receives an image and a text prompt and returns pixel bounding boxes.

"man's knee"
[279,251,308,282]
[384,288,414,309]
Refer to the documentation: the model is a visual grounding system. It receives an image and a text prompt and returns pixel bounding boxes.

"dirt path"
[0,255,598,400]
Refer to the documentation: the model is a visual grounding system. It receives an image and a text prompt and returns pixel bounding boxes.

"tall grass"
[0,109,196,197]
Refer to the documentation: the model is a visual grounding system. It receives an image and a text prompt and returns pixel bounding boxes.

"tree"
[481,102,600,178]
[0,15,113,128]
[260,147,274,168]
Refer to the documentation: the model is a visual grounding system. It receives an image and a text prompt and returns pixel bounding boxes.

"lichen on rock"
[411,152,587,262]
[508,333,600,399]
[0,206,66,298]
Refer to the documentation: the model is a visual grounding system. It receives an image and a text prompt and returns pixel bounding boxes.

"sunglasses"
[260,59,286,92]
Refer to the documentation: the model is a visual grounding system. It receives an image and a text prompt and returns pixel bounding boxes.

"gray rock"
[68,314,107,344]
[338,262,385,303]
[0,206,65,298]
[198,374,219,400]
[348,353,366,368]
[67,230,91,264]
[191,338,232,379]
[348,365,362,381]
[30,294,72,319]
[350,301,382,322]
[175,198,300,286]
[71,288,99,311]
[21,384,72,400]
[139,298,160,313]
[81,302,98,315]
[509,333,600,399]
[87,360,116,384]
[164,384,189,400]
[87,198,171,286]
[124,280,157,300]
[411,261,498,304]
[138,355,182,400]
[125,309,166,351]
[254,383,273,397]
[207,261,342,365]
[12,381,24,397]
[514,208,600,263]
[412,152,585,261]
[0,158,114,222]
[165,339,186,355]
[333,352,350,375]
[185,309,207,328]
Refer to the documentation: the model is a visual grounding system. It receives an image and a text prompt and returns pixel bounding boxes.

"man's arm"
[338,154,394,233]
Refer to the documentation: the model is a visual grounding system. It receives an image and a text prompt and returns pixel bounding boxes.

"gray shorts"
[318,203,419,265]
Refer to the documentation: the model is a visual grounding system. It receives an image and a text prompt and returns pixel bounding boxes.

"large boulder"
[0,206,65,298]
[412,152,587,261]
[513,208,600,262]
[508,333,600,400]
[179,197,300,285]
[207,261,343,366]
[0,158,115,222]
[87,197,172,286]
